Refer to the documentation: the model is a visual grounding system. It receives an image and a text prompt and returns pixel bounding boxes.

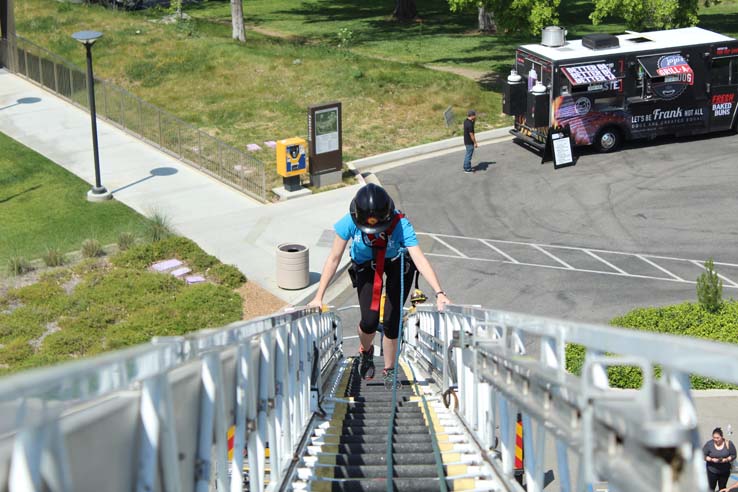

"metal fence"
[0,307,342,492]
[1,34,268,202]
[404,304,738,492]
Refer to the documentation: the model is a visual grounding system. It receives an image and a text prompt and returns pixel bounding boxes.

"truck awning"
[638,54,694,84]
[561,64,617,86]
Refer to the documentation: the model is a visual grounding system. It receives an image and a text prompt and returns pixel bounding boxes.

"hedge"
[565,301,738,389]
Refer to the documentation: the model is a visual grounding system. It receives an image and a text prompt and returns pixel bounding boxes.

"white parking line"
[430,235,469,258]
[690,260,738,288]
[583,249,628,275]
[532,244,574,270]
[418,232,738,289]
[636,255,685,281]
[479,239,519,263]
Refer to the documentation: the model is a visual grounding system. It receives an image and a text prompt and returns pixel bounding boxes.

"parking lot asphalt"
[372,131,738,324]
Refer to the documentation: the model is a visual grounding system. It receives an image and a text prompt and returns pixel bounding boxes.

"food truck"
[502,26,738,152]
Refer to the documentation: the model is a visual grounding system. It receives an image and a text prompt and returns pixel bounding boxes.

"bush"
[208,263,247,289]
[117,232,136,251]
[566,301,738,389]
[0,339,34,366]
[112,236,219,271]
[697,258,723,313]
[0,307,46,344]
[144,211,173,243]
[81,239,104,258]
[7,256,32,276]
[43,246,65,267]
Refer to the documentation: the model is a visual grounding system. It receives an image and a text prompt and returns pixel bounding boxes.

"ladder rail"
[405,305,736,492]
[0,307,343,492]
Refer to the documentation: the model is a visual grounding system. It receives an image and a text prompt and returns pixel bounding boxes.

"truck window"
[594,96,624,111]
[732,59,738,84]
[712,58,731,85]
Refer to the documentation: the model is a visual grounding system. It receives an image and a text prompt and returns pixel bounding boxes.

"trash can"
[276,243,309,290]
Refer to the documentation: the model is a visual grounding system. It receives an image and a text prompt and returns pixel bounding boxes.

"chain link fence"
[1,34,268,202]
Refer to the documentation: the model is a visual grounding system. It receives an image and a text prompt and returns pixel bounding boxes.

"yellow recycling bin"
[276,137,308,192]
[276,137,308,177]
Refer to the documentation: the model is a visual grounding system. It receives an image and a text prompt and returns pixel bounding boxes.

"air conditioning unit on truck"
[502,26,738,153]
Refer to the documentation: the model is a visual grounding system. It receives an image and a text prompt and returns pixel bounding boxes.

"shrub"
[117,232,136,251]
[42,327,102,358]
[81,239,103,258]
[0,307,46,344]
[697,258,723,313]
[112,236,218,271]
[7,256,32,276]
[566,301,738,390]
[208,263,247,289]
[0,339,34,366]
[144,211,173,243]
[42,246,65,267]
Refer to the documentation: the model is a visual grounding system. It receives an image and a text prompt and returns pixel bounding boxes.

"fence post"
[158,111,162,148]
[177,125,182,158]
[120,88,125,128]
[69,64,74,103]
[138,98,143,136]
[52,60,59,94]
[103,82,108,120]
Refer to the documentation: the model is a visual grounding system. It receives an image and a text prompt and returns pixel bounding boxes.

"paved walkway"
[0,69,356,305]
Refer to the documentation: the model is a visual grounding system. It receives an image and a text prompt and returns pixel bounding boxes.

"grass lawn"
[11,0,737,190]
[13,0,508,190]
[0,132,149,269]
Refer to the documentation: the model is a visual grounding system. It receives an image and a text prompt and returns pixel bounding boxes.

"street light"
[71,30,112,202]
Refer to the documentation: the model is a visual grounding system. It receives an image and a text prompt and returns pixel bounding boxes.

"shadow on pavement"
[111,167,178,194]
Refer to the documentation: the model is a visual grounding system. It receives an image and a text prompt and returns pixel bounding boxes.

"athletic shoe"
[383,367,396,390]
[359,346,375,380]
[464,168,474,173]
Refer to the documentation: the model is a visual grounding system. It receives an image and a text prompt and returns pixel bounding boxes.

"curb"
[347,126,512,172]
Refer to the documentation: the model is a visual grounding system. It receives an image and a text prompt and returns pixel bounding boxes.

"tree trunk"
[478,5,496,33]
[393,0,417,21]
[231,0,245,42]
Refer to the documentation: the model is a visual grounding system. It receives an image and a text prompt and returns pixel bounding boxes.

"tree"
[697,258,723,314]
[393,0,417,21]
[448,0,559,35]
[231,0,245,42]
[590,0,720,31]
[448,0,496,32]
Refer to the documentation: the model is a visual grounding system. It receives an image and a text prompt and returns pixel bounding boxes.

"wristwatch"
[435,290,447,298]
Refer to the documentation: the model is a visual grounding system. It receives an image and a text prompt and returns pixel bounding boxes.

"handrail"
[404,304,734,492]
[1,33,268,202]
[0,307,343,492]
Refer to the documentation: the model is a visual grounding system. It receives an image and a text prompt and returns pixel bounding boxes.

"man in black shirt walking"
[463,109,478,173]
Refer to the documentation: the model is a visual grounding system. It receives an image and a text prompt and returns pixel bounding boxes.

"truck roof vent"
[582,33,620,50]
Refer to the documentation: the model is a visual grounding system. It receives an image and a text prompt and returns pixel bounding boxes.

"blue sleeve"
[334,213,355,241]
[399,217,418,247]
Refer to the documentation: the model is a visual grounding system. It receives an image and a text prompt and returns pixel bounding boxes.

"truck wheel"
[594,127,622,153]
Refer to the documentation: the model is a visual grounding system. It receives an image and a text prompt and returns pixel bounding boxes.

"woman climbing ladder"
[308,183,451,388]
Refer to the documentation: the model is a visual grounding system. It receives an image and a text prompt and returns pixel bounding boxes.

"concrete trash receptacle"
[276,243,309,290]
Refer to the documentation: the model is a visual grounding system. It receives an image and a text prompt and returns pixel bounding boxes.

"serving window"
[636,53,694,99]
[711,57,738,86]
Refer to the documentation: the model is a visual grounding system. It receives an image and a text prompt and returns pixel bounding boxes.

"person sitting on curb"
[308,183,451,388]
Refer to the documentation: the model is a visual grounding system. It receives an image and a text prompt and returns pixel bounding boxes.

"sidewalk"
[0,69,356,305]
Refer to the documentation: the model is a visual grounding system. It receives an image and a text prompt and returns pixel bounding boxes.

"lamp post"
[72,30,111,202]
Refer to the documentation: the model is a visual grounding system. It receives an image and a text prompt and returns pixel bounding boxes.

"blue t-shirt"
[334,212,418,264]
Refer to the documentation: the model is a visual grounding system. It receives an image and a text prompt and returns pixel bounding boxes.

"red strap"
[367,213,404,312]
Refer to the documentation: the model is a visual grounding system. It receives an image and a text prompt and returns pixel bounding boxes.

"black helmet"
[350,184,395,234]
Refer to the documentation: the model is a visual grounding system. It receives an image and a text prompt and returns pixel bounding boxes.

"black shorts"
[351,254,416,339]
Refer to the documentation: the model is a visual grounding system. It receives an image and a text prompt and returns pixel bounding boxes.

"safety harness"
[365,212,404,312]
